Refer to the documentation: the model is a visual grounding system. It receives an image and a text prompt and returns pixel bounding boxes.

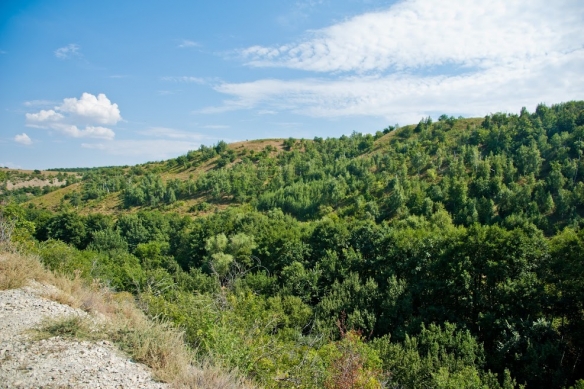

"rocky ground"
[0,284,168,389]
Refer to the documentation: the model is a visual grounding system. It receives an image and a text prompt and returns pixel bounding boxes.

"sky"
[0,0,583,169]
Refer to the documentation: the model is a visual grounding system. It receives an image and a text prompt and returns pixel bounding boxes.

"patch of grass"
[174,362,254,389]
[111,318,189,382]
[34,315,97,341]
[0,252,50,290]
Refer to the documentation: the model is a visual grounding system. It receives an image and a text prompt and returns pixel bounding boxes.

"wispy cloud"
[23,100,55,107]
[0,50,7,55]
[242,0,583,73]
[205,50,584,124]
[203,0,584,123]
[14,133,32,145]
[161,76,206,84]
[178,39,200,48]
[25,93,121,140]
[54,44,81,59]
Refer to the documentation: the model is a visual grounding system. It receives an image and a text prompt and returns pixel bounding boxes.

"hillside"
[0,251,254,388]
[2,101,584,388]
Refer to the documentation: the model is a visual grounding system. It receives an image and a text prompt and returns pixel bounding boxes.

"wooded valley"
[2,101,584,388]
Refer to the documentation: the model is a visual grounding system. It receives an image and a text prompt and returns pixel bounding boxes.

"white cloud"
[242,0,583,73]
[25,93,120,140]
[26,109,64,124]
[201,0,584,123]
[161,76,205,84]
[23,100,55,107]
[14,133,32,145]
[178,40,200,48]
[50,124,115,140]
[82,139,200,159]
[59,93,121,125]
[54,44,81,59]
[205,50,584,124]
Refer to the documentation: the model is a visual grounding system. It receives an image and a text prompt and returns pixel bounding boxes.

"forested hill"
[3,101,584,388]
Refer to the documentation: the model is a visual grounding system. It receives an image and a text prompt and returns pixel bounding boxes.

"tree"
[46,212,87,249]
[516,141,543,176]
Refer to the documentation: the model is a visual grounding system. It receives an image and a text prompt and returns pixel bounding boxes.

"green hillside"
[3,101,584,388]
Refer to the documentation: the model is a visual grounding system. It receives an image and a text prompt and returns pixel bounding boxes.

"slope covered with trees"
[3,101,584,388]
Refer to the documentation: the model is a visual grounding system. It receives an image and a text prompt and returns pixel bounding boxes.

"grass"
[0,249,256,389]
[0,251,50,290]
[34,315,96,341]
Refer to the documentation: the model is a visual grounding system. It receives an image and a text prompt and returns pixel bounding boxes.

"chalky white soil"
[0,285,168,389]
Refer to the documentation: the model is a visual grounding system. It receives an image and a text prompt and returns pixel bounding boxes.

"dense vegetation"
[3,101,584,388]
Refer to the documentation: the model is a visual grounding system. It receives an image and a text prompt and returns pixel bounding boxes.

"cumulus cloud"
[25,93,120,140]
[14,133,32,145]
[59,93,121,125]
[25,110,64,124]
[203,0,584,122]
[54,44,81,59]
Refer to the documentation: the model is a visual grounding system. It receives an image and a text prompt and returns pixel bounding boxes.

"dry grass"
[0,249,256,389]
[25,183,81,210]
[228,139,285,153]
[0,251,51,290]
[174,362,254,389]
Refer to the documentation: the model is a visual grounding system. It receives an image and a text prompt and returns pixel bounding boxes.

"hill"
[0,251,254,388]
[2,101,584,388]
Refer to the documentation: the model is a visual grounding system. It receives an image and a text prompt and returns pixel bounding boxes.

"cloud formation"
[14,133,32,145]
[25,93,120,140]
[178,40,199,48]
[242,0,582,73]
[205,0,584,122]
[208,51,584,123]
[54,44,81,59]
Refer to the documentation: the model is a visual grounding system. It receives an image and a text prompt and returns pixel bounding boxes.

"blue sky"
[1,0,583,169]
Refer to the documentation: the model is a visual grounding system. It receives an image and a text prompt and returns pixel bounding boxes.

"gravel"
[0,285,169,389]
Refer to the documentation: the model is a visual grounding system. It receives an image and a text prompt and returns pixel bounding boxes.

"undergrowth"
[0,249,255,389]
